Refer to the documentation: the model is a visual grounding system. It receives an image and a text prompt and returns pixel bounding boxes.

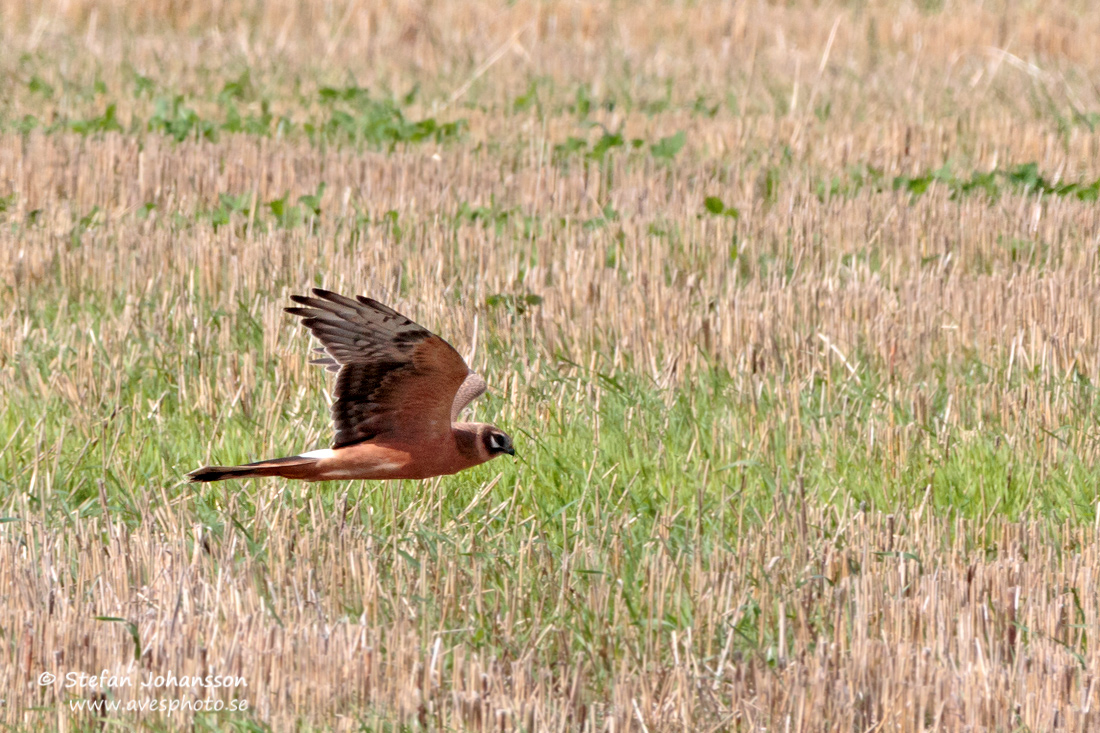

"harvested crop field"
[2,1,1100,730]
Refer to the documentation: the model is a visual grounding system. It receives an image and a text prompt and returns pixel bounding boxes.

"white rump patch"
[299,448,335,459]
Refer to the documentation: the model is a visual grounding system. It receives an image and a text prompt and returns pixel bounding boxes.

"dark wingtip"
[289,289,337,308]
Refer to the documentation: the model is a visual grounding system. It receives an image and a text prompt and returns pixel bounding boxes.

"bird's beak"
[505,447,516,457]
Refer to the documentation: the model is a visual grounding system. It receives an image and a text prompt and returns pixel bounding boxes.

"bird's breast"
[310,433,477,480]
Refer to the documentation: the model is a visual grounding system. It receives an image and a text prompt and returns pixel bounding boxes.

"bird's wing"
[286,289,482,448]
[451,371,487,421]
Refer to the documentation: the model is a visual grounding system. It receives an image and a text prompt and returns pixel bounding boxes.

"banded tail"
[187,455,319,483]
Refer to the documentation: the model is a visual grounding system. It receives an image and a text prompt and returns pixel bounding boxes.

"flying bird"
[188,289,514,482]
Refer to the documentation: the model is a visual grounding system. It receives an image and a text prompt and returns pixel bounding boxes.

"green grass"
[4,1,1100,727]
[4,286,1099,541]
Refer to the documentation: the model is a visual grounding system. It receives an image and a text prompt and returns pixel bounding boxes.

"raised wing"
[286,289,481,448]
[451,371,487,421]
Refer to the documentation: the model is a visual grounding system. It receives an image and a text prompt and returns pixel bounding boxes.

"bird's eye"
[489,434,503,449]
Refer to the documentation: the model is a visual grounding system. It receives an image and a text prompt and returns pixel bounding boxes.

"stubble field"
[2,1,1100,730]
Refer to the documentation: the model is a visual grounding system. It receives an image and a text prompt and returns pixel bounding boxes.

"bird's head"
[482,427,516,457]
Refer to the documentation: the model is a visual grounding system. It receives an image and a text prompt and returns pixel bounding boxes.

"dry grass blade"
[1,0,1100,730]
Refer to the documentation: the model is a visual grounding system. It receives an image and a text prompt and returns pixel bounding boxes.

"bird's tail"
[187,455,320,483]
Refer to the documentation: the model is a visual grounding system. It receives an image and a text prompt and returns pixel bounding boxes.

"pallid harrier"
[188,289,514,482]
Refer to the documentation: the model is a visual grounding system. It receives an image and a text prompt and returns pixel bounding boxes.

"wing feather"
[287,289,485,448]
[451,372,487,421]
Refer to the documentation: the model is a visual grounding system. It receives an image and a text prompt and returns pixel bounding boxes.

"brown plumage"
[188,289,514,483]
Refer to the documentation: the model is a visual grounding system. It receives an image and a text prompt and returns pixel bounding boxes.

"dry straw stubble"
[2,0,1100,730]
